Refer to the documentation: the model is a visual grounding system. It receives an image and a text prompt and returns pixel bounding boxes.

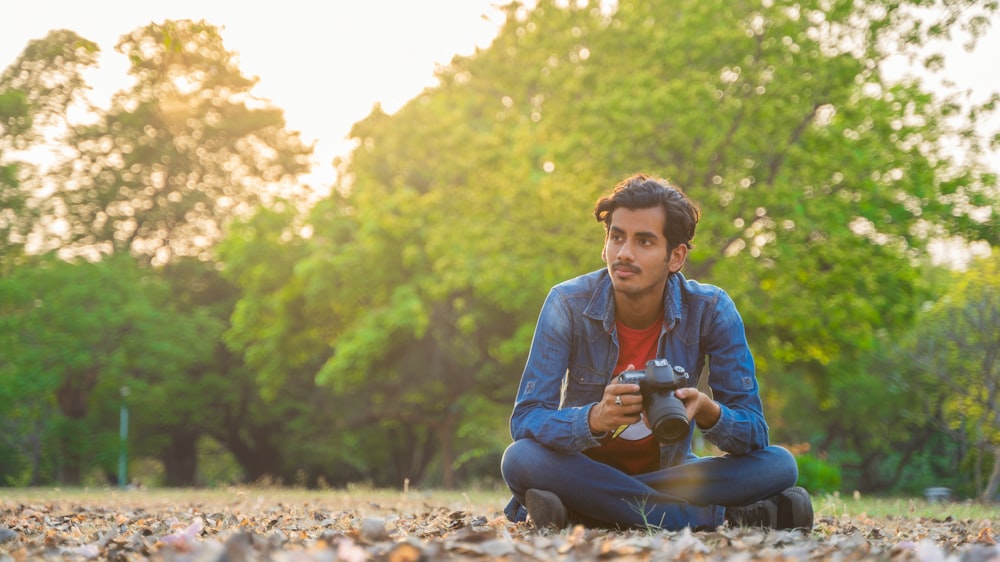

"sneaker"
[725,486,814,530]
[525,488,568,530]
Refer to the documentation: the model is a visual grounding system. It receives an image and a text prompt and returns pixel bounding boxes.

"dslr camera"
[617,358,691,443]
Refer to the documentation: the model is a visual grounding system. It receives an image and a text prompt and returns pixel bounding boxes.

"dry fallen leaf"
[1,493,998,562]
[976,526,995,545]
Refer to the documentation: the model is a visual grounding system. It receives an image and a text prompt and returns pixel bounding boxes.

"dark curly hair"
[594,174,699,253]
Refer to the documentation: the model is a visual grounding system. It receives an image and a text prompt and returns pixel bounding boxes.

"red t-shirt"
[583,315,662,475]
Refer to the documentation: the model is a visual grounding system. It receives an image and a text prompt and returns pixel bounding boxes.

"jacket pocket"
[561,364,608,408]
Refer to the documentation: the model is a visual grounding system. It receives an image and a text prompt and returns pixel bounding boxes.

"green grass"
[2,486,995,523]
[814,491,997,521]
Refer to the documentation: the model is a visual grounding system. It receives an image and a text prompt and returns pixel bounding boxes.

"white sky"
[0,0,506,189]
[1,1,998,193]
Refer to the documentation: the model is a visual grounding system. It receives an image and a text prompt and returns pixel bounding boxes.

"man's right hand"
[588,382,643,434]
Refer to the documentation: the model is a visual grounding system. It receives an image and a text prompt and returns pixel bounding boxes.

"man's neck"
[614,288,666,330]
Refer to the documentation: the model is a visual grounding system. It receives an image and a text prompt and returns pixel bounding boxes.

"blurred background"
[0,0,998,502]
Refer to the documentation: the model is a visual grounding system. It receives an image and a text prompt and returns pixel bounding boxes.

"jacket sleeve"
[509,288,603,453]
[698,290,770,454]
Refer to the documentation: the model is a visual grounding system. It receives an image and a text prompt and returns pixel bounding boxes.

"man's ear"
[668,244,688,273]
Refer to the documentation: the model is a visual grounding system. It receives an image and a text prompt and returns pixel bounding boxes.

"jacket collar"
[585,270,685,333]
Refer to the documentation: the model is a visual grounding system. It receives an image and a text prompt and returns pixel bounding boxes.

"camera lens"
[652,414,689,442]
[648,394,690,443]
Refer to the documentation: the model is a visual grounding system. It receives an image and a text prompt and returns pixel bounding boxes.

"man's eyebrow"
[609,225,661,239]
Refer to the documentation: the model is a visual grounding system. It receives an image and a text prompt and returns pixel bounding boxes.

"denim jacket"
[509,269,769,469]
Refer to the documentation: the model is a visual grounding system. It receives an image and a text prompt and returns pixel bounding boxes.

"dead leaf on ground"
[1,494,998,561]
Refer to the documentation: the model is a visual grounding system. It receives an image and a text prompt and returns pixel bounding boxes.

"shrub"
[796,454,842,494]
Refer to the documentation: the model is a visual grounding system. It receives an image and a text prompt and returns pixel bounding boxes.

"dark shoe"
[726,486,814,530]
[525,489,568,530]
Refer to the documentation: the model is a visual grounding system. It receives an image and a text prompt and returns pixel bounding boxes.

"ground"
[0,488,997,561]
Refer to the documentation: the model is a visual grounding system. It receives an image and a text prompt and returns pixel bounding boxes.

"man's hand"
[588,383,643,435]
[673,387,721,429]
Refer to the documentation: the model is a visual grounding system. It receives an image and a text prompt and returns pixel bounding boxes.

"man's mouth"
[612,263,640,276]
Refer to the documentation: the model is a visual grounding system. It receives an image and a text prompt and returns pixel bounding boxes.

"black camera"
[617,358,691,443]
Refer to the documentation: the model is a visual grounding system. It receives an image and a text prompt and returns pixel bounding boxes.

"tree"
[129,257,235,486]
[218,200,389,485]
[48,19,313,265]
[0,255,215,484]
[219,0,998,489]
[901,254,1000,501]
[14,19,324,484]
[0,30,98,272]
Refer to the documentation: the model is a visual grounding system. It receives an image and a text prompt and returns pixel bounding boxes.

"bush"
[796,454,842,494]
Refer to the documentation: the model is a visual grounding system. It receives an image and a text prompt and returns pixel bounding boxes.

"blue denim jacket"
[509,269,769,467]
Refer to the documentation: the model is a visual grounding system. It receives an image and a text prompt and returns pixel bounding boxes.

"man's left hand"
[673,387,721,430]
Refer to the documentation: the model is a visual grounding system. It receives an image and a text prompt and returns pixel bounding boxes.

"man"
[500,174,813,531]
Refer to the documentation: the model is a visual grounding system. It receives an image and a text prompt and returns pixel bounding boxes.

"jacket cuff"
[577,404,605,449]
[700,402,731,445]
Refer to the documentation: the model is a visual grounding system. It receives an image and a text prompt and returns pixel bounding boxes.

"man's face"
[601,206,687,299]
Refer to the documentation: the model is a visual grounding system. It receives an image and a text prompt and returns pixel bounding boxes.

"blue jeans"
[501,439,798,531]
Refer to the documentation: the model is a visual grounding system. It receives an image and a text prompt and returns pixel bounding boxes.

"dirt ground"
[0,488,997,561]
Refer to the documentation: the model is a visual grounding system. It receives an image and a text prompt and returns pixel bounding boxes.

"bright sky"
[0,0,506,189]
[1,1,998,193]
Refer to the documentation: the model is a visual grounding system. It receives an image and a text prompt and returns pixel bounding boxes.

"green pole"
[118,386,129,489]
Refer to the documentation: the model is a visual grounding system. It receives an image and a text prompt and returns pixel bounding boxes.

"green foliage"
[264,0,998,488]
[2,0,998,491]
[0,254,217,484]
[0,29,98,137]
[217,202,355,484]
[897,253,1000,501]
[887,433,967,498]
[0,441,32,487]
[196,436,245,487]
[46,20,313,265]
[212,0,1000,489]
[0,20,331,487]
[795,454,842,495]
[0,30,99,271]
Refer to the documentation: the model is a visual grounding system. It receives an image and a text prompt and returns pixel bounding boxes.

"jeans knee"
[502,439,557,492]
[500,439,536,491]
[770,446,799,488]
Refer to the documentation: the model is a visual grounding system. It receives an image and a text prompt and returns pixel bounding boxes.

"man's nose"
[616,240,634,261]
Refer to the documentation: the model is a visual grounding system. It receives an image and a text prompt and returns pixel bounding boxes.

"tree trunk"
[59,459,82,486]
[224,426,284,483]
[388,425,437,486]
[436,410,461,490]
[162,428,199,486]
[58,425,84,485]
[978,444,1000,503]
[29,417,43,486]
[55,367,99,419]
[438,425,455,490]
